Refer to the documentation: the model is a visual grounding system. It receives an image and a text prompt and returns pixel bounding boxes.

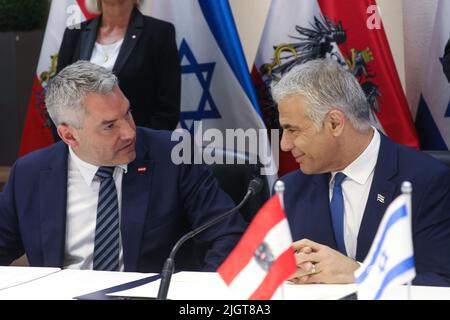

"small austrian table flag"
[218,181,296,300]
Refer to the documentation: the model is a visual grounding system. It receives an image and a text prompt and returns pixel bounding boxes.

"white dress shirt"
[64,147,127,270]
[329,128,380,259]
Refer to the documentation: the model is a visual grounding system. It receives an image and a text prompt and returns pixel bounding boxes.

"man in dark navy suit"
[272,59,450,286]
[0,61,245,273]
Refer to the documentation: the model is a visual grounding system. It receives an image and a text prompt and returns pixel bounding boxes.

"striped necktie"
[330,172,347,255]
[93,166,120,271]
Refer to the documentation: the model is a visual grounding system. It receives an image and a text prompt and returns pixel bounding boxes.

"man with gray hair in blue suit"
[272,58,450,286]
[0,60,246,273]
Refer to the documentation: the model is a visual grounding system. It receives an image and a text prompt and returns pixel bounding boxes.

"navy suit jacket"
[57,8,180,130]
[281,134,450,286]
[0,128,246,272]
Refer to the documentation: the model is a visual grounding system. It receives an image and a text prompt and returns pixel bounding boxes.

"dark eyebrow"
[100,107,131,126]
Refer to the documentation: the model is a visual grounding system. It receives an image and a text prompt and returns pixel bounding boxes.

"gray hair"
[45,60,118,128]
[271,58,371,132]
[85,0,142,14]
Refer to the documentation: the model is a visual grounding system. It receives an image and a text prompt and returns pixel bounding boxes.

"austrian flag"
[20,0,96,156]
[218,194,296,300]
[251,0,419,176]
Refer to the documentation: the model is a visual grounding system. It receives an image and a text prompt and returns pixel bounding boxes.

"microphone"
[156,177,264,300]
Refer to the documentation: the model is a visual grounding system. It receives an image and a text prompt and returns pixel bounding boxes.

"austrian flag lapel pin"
[137,166,147,173]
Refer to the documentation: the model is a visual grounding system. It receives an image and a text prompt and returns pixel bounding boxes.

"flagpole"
[274,180,285,209]
[274,180,286,300]
[401,181,413,300]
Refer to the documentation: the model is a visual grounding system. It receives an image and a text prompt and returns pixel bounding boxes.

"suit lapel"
[356,134,398,261]
[39,143,68,267]
[121,139,153,271]
[113,8,143,75]
[80,17,100,60]
[289,174,336,248]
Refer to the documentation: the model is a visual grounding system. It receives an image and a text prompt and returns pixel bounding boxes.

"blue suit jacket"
[281,134,450,286]
[0,128,246,272]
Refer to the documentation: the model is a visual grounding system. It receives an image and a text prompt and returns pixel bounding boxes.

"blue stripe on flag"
[415,95,448,150]
[374,256,415,300]
[198,0,262,117]
[356,204,408,283]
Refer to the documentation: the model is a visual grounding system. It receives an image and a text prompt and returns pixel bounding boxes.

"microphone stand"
[156,188,256,300]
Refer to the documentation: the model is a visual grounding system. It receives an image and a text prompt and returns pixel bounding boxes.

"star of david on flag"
[152,0,276,177]
[355,184,416,300]
[178,39,220,132]
[414,0,450,150]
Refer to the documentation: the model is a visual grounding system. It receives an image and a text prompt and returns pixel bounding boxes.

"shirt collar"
[331,127,380,185]
[68,147,128,186]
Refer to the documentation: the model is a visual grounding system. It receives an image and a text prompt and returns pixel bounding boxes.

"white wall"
[403,0,438,116]
[142,0,407,89]
[377,0,405,89]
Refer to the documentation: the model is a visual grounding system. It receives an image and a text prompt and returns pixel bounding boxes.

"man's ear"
[326,109,345,137]
[57,124,79,148]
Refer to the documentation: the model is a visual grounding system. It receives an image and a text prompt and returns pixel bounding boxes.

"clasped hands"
[289,239,360,284]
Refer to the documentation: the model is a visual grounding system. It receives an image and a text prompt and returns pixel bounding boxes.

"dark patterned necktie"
[93,166,119,271]
[330,172,347,255]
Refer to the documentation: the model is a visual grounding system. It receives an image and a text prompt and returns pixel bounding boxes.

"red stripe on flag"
[218,195,285,284]
[318,0,419,148]
[76,0,97,20]
[19,77,54,156]
[249,248,297,300]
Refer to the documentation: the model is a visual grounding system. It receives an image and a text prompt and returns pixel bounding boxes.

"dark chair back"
[179,148,272,270]
[205,148,271,222]
[424,150,450,168]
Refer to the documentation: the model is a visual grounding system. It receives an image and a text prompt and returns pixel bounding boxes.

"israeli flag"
[152,0,276,176]
[355,191,416,300]
[415,0,450,150]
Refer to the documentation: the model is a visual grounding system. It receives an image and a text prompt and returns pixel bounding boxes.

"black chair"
[424,150,450,168]
[182,148,270,270]
[205,148,271,222]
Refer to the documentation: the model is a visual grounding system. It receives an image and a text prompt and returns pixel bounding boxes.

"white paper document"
[0,266,61,290]
[0,269,154,300]
[110,271,235,300]
[1,268,449,300]
[109,271,357,300]
[377,285,450,300]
